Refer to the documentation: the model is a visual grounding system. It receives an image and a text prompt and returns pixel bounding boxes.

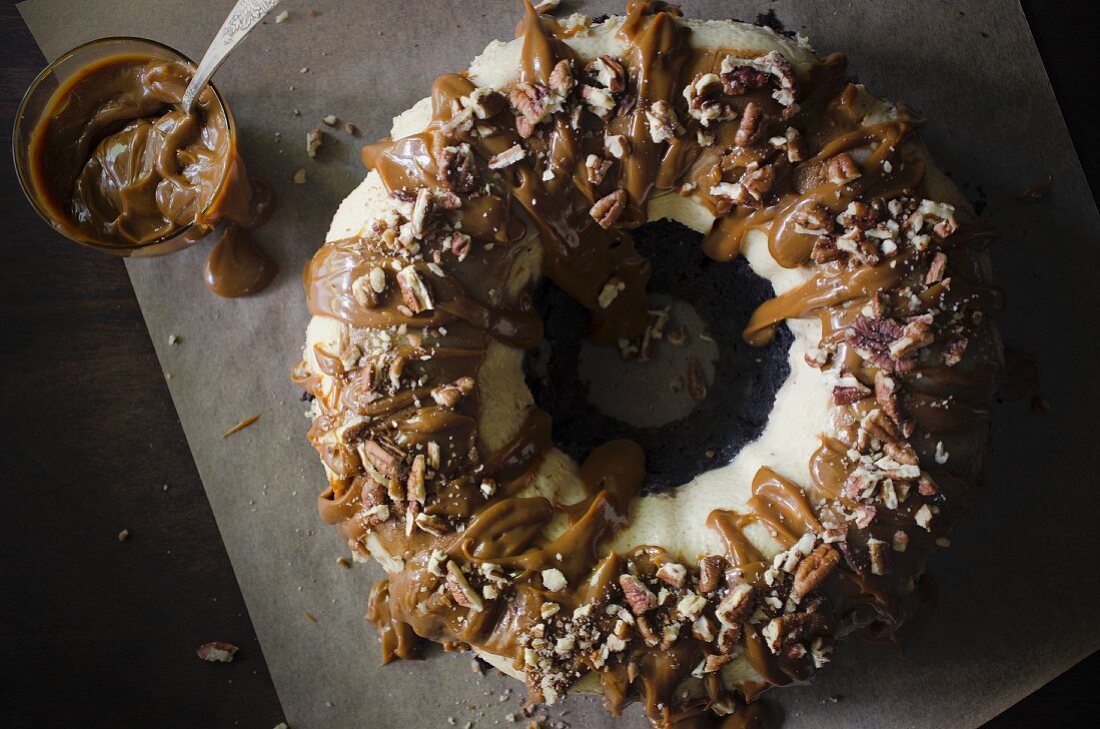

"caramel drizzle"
[296,2,1002,726]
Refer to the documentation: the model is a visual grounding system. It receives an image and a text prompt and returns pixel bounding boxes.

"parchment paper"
[15,1,1100,727]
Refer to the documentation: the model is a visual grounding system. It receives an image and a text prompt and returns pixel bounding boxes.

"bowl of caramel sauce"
[14,37,276,296]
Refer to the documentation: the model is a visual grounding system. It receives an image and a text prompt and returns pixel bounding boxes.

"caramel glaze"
[27,54,277,296]
[295,2,1003,726]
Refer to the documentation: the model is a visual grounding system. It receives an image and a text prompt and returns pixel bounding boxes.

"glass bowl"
[12,37,238,258]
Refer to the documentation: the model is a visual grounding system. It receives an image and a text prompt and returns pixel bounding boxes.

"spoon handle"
[182,0,281,113]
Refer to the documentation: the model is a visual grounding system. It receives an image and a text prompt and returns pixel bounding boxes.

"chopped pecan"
[721,66,770,96]
[785,126,808,161]
[488,144,526,170]
[591,189,627,228]
[867,538,890,575]
[715,622,743,654]
[645,100,684,143]
[846,315,914,373]
[435,144,476,193]
[837,539,869,575]
[697,555,726,594]
[884,440,918,466]
[196,642,238,663]
[509,82,551,125]
[715,582,754,626]
[874,370,903,423]
[925,251,948,284]
[858,408,902,449]
[586,55,627,93]
[762,611,828,654]
[682,72,728,126]
[359,439,401,478]
[580,84,615,118]
[431,376,475,407]
[933,215,958,238]
[832,382,871,405]
[585,154,612,185]
[827,152,861,184]
[406,190,434,242]
[811,236,845,264]
[351,274,380,308]
[790,545,839,603]
[635,615,660,647]
[547,58,574,97]
[656,562,687,588]
[735,101,765,147]
[396,265,434,313]
[888,314,935,359]
[360,476,387,510]
[406,453,426,503]
[446,561,484,611]
[943,337,969,366]
[515,115,536,139]
[619,574,657,614]
[740,164,776,203]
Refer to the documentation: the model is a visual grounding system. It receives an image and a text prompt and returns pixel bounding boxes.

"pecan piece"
[488,144,526,170]
[790,545,839,603]
[586,55,627,93]
[591,189,627,228]
[396,265,434,313]
[721,66,770,96]
[827,152,861,184]
[446,561,484,611]
[431,376,475,407]
[619,574,657,614]
[867,538,891,575]
[740,164,777,203]
[644,100,684,143]
[832,382,871,405]
[359,476,387,510]
[547,58,574,97]
[715,582,754,626]
[406,453,426,503]
[874,370,903,423]
[943,337,969,366]
[656,562,687,588]
[435,144,476,193]
[509,82,550,125]
[846,315,914,373]
[762,611,829,654]
[811,236,845,264]
[196,642,238,663]
[585,154,612,185]
[888,314,934,359]
[735,101,765,147]
[359,439,401,478]
[697,555,726,594]
[924,251,948,284]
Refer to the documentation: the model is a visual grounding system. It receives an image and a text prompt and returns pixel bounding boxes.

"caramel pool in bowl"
[16,37,277,296]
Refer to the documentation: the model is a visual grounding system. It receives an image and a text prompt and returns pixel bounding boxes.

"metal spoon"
[181,0,282,113]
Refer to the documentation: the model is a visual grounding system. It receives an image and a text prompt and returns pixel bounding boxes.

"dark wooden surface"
[0,1,1096,727]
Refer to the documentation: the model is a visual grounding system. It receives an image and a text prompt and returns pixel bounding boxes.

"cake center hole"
[524,219,793,493]
[577,294,719,429]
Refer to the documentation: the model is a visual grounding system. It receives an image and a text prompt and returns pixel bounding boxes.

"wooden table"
[1,1,1095,725]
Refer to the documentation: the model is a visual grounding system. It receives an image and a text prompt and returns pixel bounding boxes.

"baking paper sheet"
[15,1,1100,726]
